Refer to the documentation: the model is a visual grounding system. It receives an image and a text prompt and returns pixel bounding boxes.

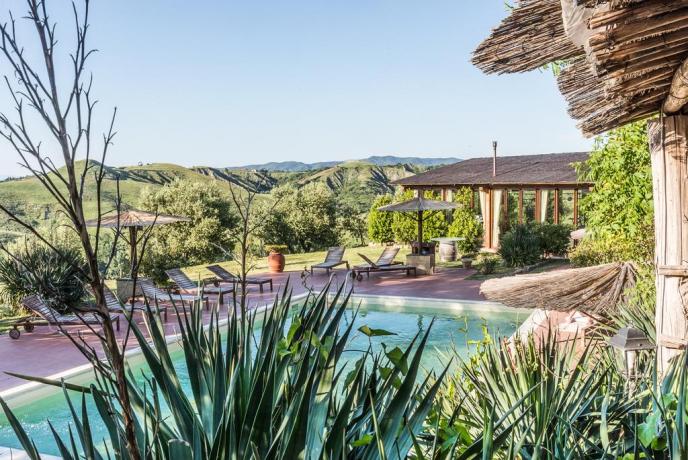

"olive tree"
[139,179,237,282]
[259,183,339,253]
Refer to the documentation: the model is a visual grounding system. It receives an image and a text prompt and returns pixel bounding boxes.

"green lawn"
[182,245,412,280]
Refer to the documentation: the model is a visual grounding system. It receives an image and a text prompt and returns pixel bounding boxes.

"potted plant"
[266,244,287,273]
[461,253,475,269]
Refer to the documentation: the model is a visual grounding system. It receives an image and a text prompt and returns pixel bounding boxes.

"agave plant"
[0,242,88,312]
[431,332,636,459]
[1,281,471,459]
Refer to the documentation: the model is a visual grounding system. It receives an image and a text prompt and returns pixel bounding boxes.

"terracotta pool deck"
[0,266,485,393]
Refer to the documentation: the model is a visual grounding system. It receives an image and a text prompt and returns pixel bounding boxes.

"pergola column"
[553,189,560,224]
[481,187,493,249]
[649,115,688,374]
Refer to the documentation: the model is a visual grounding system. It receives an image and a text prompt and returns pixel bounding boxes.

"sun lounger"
[310,246,349,274]
[352,251,416,281]
[12,294,121,340]
[87,284,169,321]
[165,268,233,305]
[139,278,211,311]
[353,246,401,271]
[206,264,273,293]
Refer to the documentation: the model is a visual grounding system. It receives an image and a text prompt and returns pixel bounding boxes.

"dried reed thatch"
[480,262,637,314]
[473,0,688,136]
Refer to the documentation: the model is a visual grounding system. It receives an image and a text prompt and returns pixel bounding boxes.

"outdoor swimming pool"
[0,295,525,456]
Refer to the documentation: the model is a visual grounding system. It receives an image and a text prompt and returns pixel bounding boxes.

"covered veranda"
[394,152,592,250]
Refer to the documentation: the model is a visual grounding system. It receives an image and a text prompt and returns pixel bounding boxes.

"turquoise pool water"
[0,297,524,455]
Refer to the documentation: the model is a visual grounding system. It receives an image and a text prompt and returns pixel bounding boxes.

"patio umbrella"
[85,209,190,278]
[378,197,457,245]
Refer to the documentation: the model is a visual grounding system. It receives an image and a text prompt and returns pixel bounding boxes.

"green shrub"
[569,234,652,267]
[533,223,572,256]
[0,242,88,313]
[574,121,654,263]
[264,244,288,254]
[498,224,541,267]
[367,194,395,243]
[478,255,499,275]
[448,187,483,254]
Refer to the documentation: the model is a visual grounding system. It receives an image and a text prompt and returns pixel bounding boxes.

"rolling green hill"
[0,159,435,241]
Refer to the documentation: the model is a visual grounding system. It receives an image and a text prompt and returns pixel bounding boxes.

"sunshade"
[85,209,190,278]
[85,209,190,229]
[378,197,457,212]
[378,197,457,244]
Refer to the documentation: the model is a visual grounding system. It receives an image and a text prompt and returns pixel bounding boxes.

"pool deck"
[0,266,486,394]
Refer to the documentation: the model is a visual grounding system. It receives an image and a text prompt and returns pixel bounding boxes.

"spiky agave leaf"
[2,279,449,459]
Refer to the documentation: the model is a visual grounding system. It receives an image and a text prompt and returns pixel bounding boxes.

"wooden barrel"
[439,241,456,262]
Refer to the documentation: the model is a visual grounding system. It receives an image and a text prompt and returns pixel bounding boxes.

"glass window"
[559,190,575,226]
[522,190,536,224]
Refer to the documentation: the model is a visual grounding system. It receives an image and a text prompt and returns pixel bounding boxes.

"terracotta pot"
[461,258,473,269]
[268,251,285,273]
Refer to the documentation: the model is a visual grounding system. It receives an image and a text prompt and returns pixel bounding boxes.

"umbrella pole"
[417,210,423,251]
[129,226,138,279]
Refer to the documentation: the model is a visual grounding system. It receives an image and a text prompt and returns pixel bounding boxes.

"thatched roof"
[480,262,637,314]
[378,197,458,212]
[84,209,190,229]
[394,152,591,188]
[473,0,688,136]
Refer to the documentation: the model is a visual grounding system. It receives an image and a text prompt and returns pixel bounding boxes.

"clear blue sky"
[0,1,591,177]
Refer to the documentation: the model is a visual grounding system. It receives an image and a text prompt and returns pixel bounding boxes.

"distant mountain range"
[230,155,460,172]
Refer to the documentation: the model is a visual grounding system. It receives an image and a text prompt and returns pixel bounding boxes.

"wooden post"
[534,188,541,223]
[649,115,688,374]
[573,188,579,227]
[518,189,523,224]
[483,188,493,249]
[417,210,423,247]
[553,189,560,224]
[503,189,509,229]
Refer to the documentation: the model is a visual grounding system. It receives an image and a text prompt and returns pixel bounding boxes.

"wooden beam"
[649,115,688,375]
[657,265,688,277]
[482,188,493,250]
[503,189,509,229]
[553,189,560,224]
[664,55,688,114]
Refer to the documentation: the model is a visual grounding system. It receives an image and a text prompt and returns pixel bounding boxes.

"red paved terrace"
[0,267,485,393]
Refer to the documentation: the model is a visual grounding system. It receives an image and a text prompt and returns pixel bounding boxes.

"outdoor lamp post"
[609,326,655,390]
